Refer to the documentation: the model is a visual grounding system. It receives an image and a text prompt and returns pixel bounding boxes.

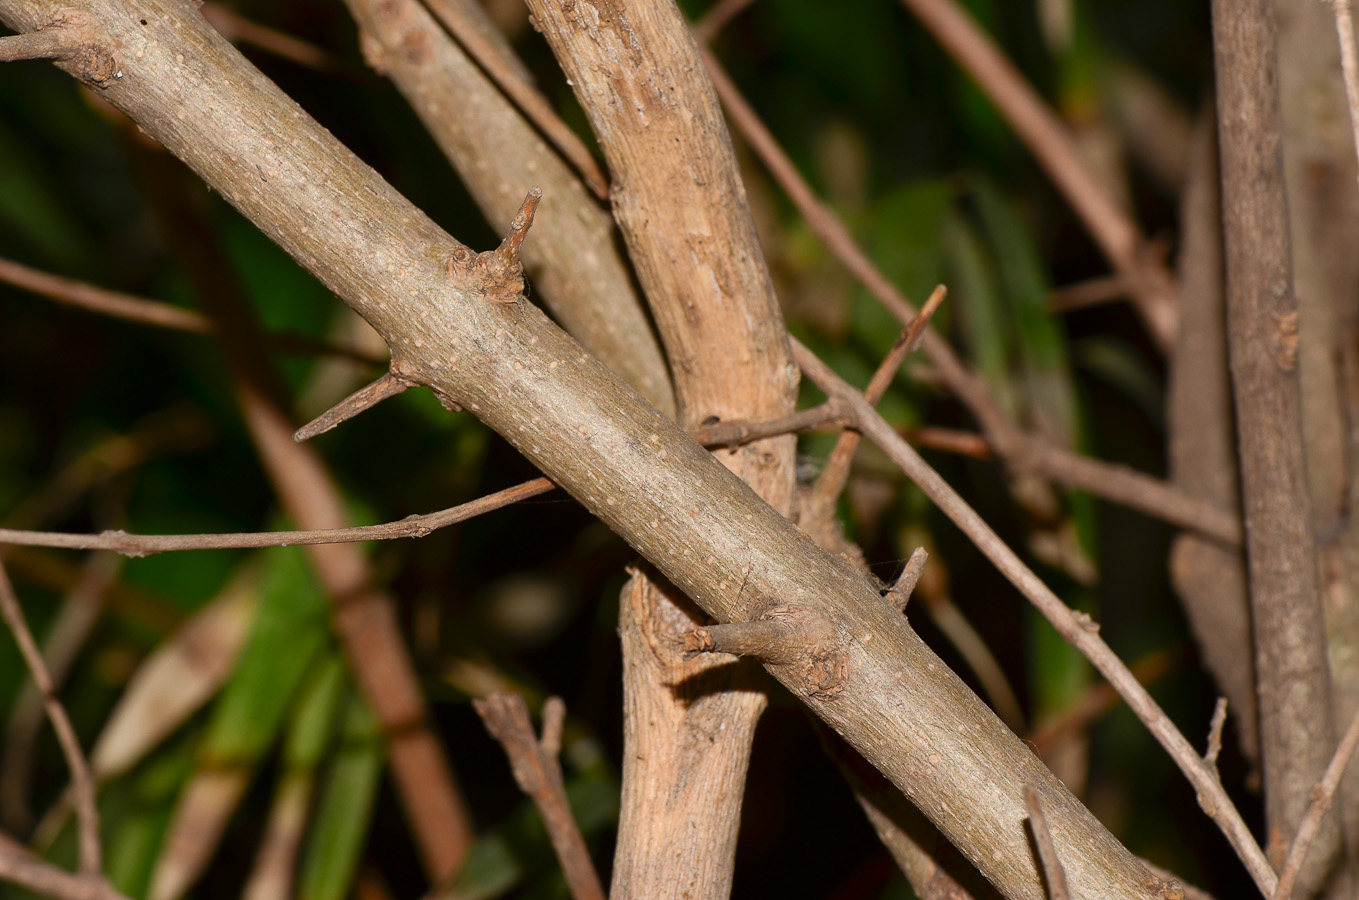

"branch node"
[676,606,849,698]
[446,190,542,306]
[0,10,121,85]
[293,371,412,441]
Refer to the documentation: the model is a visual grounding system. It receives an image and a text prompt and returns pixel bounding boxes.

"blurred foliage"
[0,0,1250,898]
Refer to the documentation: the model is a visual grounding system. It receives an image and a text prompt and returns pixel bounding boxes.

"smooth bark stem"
[0,1,1164,895]
[1213,0,1339,886]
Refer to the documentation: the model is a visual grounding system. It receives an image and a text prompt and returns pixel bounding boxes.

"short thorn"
[294,371,411,441]
[885,547,929,611]
[497,187,543,262]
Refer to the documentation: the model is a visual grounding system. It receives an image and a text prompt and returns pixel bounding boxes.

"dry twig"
[0,256,384,366]
[1331,0,1359,175]
[419,0,608,198]
[473,695,605,900]
[0,561,101,877]
[792,338,1277,895]
[1273,704,1359,900]
[893,0,1177,348]
[1023,785,1070,900]
[0,478,556,556]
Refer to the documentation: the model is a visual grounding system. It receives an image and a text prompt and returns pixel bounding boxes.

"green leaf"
[298,694,383,900]
[202,546,329,763]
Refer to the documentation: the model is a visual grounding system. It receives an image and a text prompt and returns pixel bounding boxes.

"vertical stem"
[1213,0,1339,884]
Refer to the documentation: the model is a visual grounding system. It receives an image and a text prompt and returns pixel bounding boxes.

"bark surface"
[0,1,1167,897]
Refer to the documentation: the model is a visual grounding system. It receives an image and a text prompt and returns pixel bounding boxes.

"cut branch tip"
[497,187,543,263]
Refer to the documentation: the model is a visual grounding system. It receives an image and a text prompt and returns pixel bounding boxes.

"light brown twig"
[1204,698,1228,772]
[792,338,1277,895]
[809,285,948,512]
[1273,703,1359,900]
[419,0,609,199]
[894,0,1177,349]
[886,547,929,612]
[473,694,605,900]
[0,847,125,900]
[294,372,413,442]
[0,561,101,876]
[0,477,556,556]
[201,4,346,73]
[0,256,384,366]
[1023,785,1070,900]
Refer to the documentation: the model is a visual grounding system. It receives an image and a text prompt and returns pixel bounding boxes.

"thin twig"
[1047,273,1127,313]
[0,478,555,556]
[1027,649,1174,758]
[1023,785,1070,900]
[791,338,1278,896]
[473,694,606,900]
[885,547,929,612]
[293,372,413,442]
[0,561,101,877]
[0,256,385,366]
[689,401,847,448]
[894,0,1177,349]
[1273,704,1359,900]
[691,0,758,43]
[1204,698,1228,772]
[0,848,125,900]
[200,4,346,73]
[420,0,609,199]
[809,286,947,511]
[1331,0,1359,176]
[0,25,74,61]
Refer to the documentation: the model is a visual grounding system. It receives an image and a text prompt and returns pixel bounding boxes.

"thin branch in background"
[1023,785,1070,900]
[907,425,993,459]
[0,477,556,556]
[1027,649,1174,758]
[0,845,126,900]
[809,285,946,512]
[1204,698,1229,772]
[791,338,1278,895]
[419,0,609,199]
[0,257,385,366]
[473,694,606,900]
[690,0,757,43]
[0,561,101,877]
[1331,0,1359,175]
[200,3,347,73]
[1273,704,1359,900]
[293,372,414,442]
[697,47,1242,549]
[885,547,929,611]
[1046,273,1127,313]
[2,552,120,833]
[893,0,1178,349]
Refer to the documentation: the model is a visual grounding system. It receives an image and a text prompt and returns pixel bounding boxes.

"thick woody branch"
[1214,0,1338,887]
[342,0,673,415]
[0,1,1167,895]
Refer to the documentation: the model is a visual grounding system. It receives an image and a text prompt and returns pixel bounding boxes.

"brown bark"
[1213,0,1340,889]
[1166,106,1257,762]
[0,0,1168,896]
[341,0,674,416]
[1275,0,1359,873]
[515,3,797,896]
